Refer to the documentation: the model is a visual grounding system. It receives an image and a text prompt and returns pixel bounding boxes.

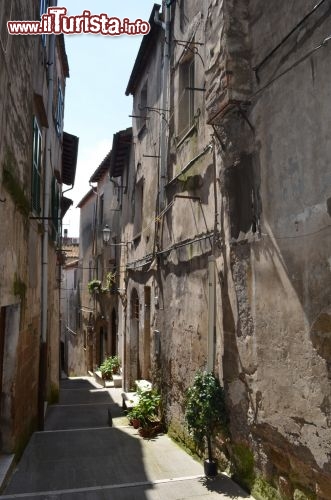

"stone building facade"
[76,151,124,375]
[60,237,80,376]
[0,0,77,454]
[114,1,331,498]
[77,188,97,373]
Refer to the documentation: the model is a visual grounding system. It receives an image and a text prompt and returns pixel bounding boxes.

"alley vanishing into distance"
[1,377,252,499]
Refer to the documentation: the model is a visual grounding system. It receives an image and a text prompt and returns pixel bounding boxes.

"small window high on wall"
[178,56,195,138]
[138,81,148,132]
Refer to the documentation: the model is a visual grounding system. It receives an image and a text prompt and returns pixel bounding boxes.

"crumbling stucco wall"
[205,0,331,497]
[155,0,225,445]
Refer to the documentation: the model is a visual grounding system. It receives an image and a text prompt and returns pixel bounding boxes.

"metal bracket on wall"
[186,87,206,92]
[174,39,205,67]
[29,216,62,220]
[145,107,170,126]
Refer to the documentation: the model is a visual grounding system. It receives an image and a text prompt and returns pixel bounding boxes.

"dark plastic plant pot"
[204,459,217,477]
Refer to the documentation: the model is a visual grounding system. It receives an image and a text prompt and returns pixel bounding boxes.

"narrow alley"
[1,377,252,499]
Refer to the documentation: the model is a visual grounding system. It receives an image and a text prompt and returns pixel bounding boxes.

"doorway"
[0,308,6,420]
[111,308,117,356]
[130,288,141,381]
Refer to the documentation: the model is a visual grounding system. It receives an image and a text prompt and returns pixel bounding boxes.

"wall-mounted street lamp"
[102,224,111,244]
[102,224,130,247]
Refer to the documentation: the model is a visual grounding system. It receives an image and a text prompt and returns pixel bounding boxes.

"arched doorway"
[99,326,105,365]
[130,288,141,381]
[111,308,117,356]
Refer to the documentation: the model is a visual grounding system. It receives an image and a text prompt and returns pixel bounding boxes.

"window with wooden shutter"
[31,117,42,213]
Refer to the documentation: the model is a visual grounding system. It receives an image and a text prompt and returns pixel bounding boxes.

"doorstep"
[112,374,122,388]
[0,453,15,492]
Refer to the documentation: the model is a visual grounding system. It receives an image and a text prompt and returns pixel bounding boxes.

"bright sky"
[61,1,156,237]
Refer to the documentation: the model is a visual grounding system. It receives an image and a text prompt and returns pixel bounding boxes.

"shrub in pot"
[126,389,161,436]
[99,355,121,380]
[185,371,227,477]
[126,406,144,429]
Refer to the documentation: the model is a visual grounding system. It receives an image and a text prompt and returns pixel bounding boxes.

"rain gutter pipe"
[40,18,56,430]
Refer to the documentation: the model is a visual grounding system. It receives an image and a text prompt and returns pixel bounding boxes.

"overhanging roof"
[125,4,161,96]
[62,132,79,186]
[61,196,73,218]
[109,128,132,178]
[89,150,112,183]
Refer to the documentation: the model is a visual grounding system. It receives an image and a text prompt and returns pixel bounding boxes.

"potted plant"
[126,406,144,429]
[99,355,121,381]
[126,388,161,437]
[185,371,227,477]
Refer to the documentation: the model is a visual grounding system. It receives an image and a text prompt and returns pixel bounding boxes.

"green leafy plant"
[137,389,161,426]
[99,355,121,380]
[126,405,145,428]
[126,389,161,429]
[88,279,102,294]
[185,371,227,463]
[105,271,116,291]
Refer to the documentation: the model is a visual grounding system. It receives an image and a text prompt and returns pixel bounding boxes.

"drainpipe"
[39,27,56,430]
[207,143,218,373]
[155,2,170,212]
[207,256,216,373]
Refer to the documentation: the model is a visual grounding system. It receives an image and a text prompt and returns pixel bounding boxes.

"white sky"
[61,1,156,237]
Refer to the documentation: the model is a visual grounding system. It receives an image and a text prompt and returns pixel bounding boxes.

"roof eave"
[125,4,161,96]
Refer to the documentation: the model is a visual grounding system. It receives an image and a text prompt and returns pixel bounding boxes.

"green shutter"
[31,117,41,213]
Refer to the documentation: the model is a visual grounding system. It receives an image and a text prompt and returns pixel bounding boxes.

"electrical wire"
[252,34,331,100]
[263,222,331,241]
[253,0,328,77]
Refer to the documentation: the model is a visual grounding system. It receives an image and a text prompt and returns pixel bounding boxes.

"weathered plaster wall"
[204,0,331,497]
[61,264,86,376]
[121,24,163,389]
[121,2,331,495]
[79,192,97,372]
[155,0,225,447]
[247,1,331,496]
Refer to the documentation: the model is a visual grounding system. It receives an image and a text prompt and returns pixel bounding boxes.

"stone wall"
[119,1,331,496]
[205,0,331,497]
[0,0,67,452]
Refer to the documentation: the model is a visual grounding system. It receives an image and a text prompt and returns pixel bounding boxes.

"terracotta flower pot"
[138,427,153,438]
[131,418,141,429]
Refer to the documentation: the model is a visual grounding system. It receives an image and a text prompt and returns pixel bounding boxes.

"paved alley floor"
[1,377,253,499]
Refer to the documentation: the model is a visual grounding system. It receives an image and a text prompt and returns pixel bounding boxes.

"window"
[138,82,148,131]
[178,56,195,137]
[56,79,64,136]
[39,0,48,47]
[133,178,144,238]
[32,117,42,213]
